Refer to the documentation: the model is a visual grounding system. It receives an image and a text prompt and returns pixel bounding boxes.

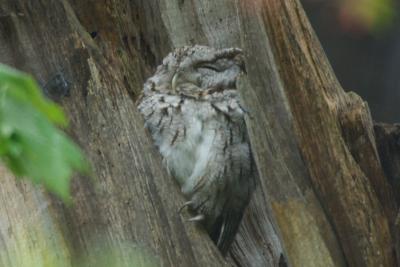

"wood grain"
[0,0,398,266]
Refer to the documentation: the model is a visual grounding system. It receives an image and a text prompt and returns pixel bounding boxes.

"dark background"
[303,1,400,123]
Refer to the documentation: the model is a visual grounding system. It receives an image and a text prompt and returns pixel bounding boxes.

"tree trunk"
[0,0,398,267]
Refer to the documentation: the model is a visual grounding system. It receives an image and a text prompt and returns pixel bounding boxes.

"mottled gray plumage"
[137,45,255,254]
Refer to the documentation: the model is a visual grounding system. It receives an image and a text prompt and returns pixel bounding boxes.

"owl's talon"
[188,214,205,222]
[178,201,193,213]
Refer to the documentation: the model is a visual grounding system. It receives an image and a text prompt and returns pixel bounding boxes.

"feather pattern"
[138,45,255,254]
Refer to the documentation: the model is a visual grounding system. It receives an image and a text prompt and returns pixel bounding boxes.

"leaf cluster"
[0,64,89,202]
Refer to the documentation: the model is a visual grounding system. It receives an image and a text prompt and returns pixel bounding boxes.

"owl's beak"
[171,71,180,93]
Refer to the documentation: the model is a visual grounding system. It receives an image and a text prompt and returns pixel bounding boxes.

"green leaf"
[0,64,67,126]
[0,64,90,203]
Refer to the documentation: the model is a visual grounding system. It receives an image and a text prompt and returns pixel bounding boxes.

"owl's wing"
[198,151,255,255]
[199,114,255,254]
[190,180,248,255]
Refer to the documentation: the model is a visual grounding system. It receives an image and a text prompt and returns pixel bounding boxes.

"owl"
[137,45,256,254]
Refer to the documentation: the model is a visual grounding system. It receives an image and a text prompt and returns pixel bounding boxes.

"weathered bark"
[0,0,398,267]
[237,0,398,266]
[375,123,400,265]
[375,123,400,204]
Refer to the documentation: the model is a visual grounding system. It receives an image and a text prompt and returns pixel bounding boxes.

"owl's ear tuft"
[234,53,246,74]
[215,47,242,60]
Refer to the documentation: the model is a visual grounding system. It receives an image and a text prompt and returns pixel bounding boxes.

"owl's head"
[144,45,244,95]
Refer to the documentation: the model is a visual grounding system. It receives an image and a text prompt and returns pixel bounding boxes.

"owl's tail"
[210,205,245,255]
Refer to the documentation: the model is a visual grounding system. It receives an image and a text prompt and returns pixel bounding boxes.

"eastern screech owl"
[138,45,256,254]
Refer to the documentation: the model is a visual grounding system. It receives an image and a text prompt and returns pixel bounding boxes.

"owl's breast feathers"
[138,90,254,253]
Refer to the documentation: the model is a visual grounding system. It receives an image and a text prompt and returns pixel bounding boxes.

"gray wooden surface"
[0,0,398,266]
